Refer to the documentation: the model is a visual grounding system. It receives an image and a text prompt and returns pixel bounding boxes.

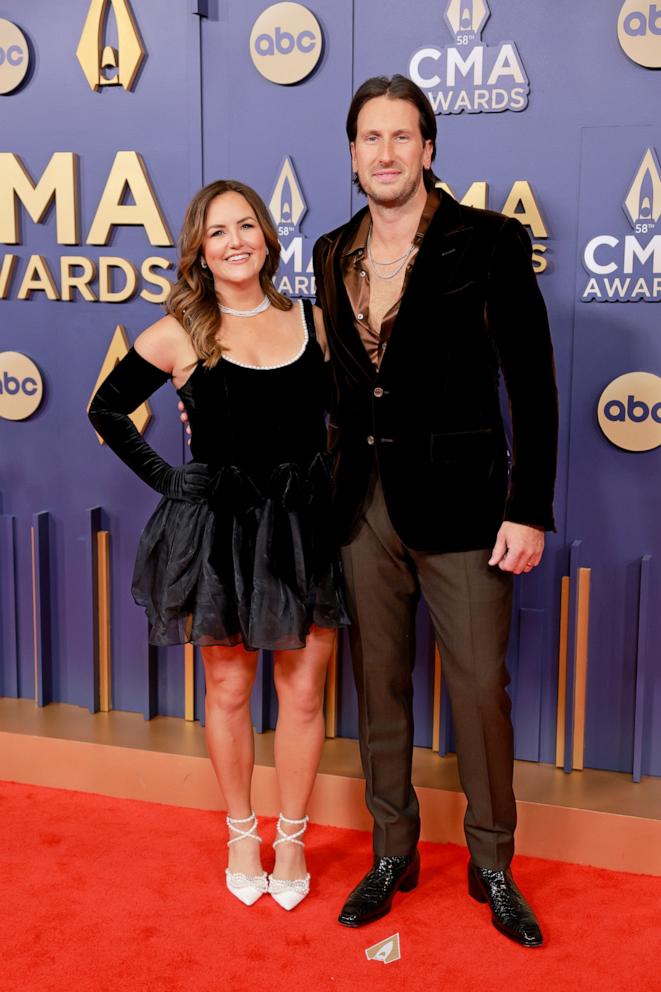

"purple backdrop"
[0,0,659,777]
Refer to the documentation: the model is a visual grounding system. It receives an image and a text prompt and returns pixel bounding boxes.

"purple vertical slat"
[632,555,652,783]
[250,650,274,734]
[563,540,583,774]
[337,629,359,740]
[413,603,435,748]
[142,638,158,721]
[86,507,103,713]
[187,1,205,189]
[0,516,19,698]
[195,649,206,727]
[438,680,454,757]
[33,511,53,707]
[514,608,545,761]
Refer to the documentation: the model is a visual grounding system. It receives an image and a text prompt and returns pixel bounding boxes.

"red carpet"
[1,781,660,992]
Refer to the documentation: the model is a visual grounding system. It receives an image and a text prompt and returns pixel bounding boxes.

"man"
[313,75,558,948]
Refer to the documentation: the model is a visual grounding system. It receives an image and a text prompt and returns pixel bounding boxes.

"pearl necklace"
[218,295,271,318]
[366,229,415,280]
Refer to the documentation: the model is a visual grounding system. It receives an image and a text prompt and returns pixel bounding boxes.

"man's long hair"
[346,75,439,194]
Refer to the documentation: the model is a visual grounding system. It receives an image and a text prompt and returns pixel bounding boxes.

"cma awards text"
[0,151,173,304]
[0,151,550,304]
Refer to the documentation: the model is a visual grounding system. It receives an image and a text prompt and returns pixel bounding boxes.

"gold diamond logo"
[623,148,661,229]
[445,0,490,38]
[269,157,307,231]
[76,0,145,91]
[365,932,401,965]
[88,325,151,444]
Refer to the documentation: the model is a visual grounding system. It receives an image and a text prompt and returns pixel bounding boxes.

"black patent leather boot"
[468,862,543,947]
[338,852,420,927]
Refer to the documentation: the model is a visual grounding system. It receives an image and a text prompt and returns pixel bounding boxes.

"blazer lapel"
[325,210,376,384]
[379,192,474,373]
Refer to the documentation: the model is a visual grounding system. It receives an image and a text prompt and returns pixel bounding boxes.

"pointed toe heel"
[226,868,268,906]
[225,811,267,907]
[268,873,311,911]
[268,813,311,911]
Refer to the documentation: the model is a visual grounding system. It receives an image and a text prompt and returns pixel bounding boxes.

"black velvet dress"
[131,298,349,650]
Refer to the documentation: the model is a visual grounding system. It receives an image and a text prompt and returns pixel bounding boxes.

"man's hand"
[488,521,545,574]
[178,400,192,446]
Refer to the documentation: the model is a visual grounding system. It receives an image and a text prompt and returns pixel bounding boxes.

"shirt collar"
[341,185,442,259]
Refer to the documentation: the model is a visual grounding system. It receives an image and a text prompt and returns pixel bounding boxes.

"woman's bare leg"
[271,627,336,880]
[202,643,261,876]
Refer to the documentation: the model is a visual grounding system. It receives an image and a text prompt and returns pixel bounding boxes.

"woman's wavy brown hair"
[166,179,292,367]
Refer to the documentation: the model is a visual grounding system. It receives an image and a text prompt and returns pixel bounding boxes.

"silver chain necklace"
[366,228,415,280]
[218,295,271,318]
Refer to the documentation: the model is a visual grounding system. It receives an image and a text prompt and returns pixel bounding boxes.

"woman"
[88,180,348,911]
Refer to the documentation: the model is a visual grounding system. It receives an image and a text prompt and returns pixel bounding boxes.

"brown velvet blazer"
[313,190,559,552]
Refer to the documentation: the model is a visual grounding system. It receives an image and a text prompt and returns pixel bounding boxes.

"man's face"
[350,95,433,208]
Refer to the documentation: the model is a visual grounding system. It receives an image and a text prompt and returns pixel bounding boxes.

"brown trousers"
[341,477,516,869]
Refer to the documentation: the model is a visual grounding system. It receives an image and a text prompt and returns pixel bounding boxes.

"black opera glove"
[159,461,210,501]
[88,346,210,503]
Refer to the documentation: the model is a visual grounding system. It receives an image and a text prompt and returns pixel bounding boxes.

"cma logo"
[0,352,43,421]
[268,157,315,296]
[269,157,307,238]
[582,147,661,302]
[76,0,145,91]
[365,933,401,965]
[598,372,661,451]
[88,326,151,442]
[618,1,661,67]
[623,147,661,234]
[409,0,530,115]
[250,3,322,85]
[444,0,490,43]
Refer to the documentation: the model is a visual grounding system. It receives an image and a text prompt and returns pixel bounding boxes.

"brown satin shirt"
[341,187,440,367]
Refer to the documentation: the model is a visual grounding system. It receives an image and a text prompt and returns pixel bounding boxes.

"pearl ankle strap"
[226,811,262,846]
[273,813,309,849]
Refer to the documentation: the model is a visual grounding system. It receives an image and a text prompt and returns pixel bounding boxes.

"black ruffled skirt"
[131,453,349,650]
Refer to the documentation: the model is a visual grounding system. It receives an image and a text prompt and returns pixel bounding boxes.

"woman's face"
[200,191,268,293]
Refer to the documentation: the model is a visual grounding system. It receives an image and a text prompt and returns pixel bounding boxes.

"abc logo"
[0,19,29,94]
[623,3,661,33]
[0,352,44,421]
[597,371,661,451]
[250,3,322,85]
[618,1,661,67]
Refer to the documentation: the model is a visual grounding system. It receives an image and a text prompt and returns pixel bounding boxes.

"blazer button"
[373,386,384,398]
[366,435,375,445]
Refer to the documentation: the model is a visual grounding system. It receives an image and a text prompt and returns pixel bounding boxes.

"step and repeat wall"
[1,0,659,778]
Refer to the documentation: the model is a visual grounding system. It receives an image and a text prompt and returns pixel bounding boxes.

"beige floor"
[2,698,661,874]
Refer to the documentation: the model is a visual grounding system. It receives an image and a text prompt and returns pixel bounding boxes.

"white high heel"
[225,811,268,906]
[268,814,311,911]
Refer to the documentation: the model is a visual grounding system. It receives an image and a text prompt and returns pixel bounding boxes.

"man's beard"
[361,171,422,208]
